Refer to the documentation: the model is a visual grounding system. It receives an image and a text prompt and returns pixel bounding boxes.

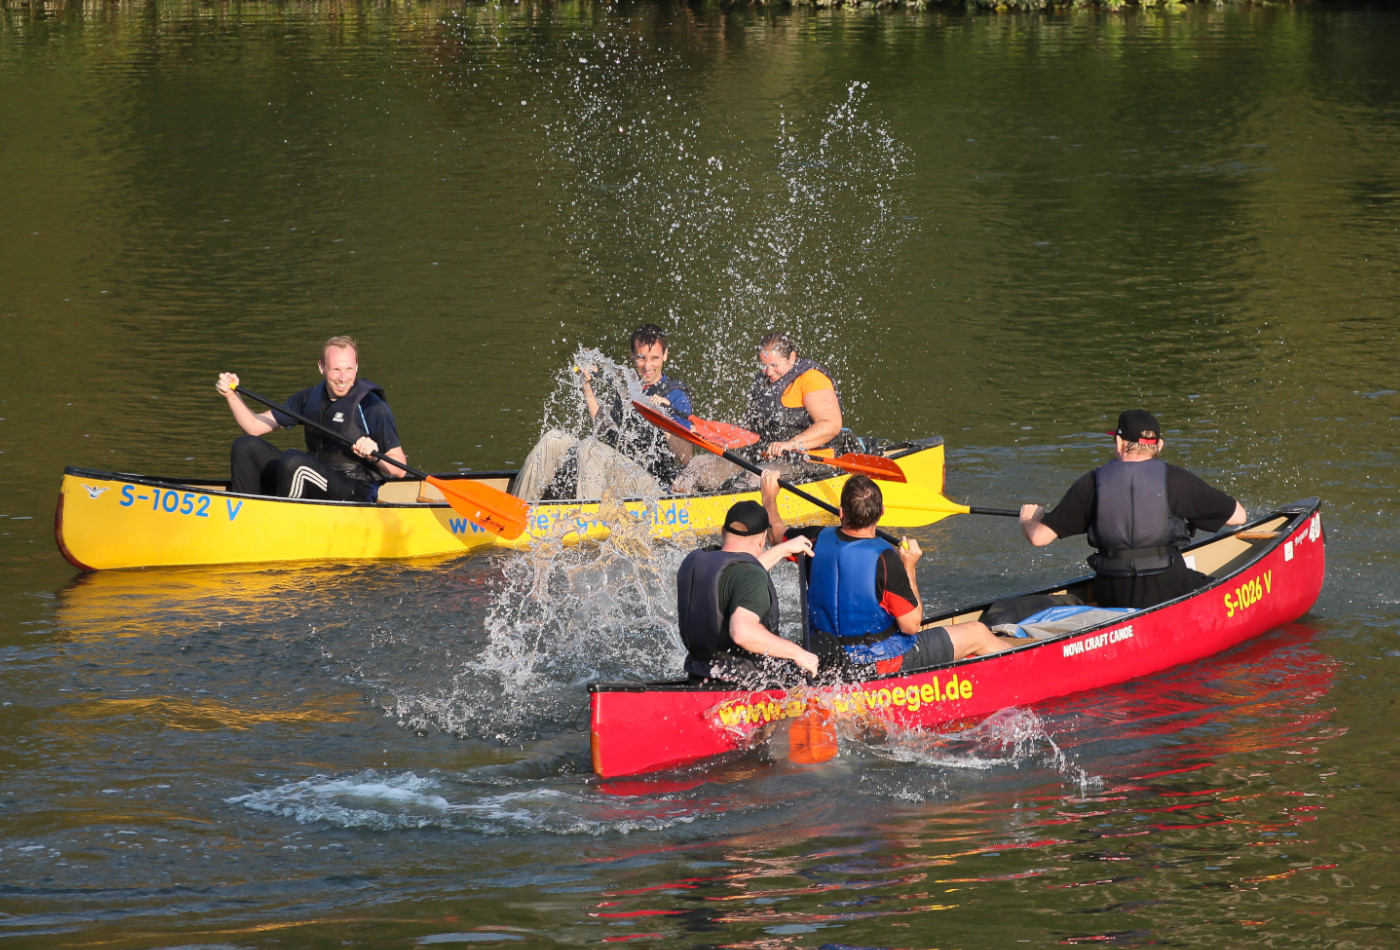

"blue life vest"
[807,528,913,662]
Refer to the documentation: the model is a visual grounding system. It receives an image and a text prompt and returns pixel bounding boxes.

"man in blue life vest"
[215,335,408,501]
[513,324,697,500]
[676,500,820,685]
[1018,409,1247,610]
[760,471,1011,676]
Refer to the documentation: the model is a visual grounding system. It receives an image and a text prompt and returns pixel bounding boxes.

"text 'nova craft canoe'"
[587,498,1326,779]
[54,439,944,571]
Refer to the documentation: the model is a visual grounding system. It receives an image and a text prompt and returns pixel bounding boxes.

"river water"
[2,2,1398,946]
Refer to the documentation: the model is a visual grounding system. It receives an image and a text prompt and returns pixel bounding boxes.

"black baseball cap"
[1110,409,1161,445]
[723,500,770,536]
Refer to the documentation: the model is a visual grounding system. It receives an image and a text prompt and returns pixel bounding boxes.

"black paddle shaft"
[234,385,426,481]
[715,445,903,546]
[970,506,1020,518]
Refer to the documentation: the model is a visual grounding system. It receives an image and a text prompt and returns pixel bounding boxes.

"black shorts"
[896,626,955,673]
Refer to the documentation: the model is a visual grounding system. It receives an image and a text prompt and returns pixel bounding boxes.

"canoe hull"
[588,499,1326,779]
[55,439,944,570]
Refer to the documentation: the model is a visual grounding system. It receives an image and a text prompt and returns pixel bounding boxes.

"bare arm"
[759,469,789,545]
[365,443,409,478]
[768,387,842,456]
[729,606,818,676]
[580,368,601,421]
[894,538,924,635]
[1226,500,1247,526]
[1019,504,1060,547]
[216,373,279,436]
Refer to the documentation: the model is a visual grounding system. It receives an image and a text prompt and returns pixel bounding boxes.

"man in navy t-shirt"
[215,335,408,501]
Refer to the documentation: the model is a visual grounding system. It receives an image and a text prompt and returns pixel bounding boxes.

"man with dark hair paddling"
[1018,409,1247,610]
[760,471,1011,676]
[513,323,697,500]
[677,500,820,686]
[215,335,408,501]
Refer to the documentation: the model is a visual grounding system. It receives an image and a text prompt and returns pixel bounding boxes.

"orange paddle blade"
[688,416,760,449]
[811,453,906,483]
[426,475,529,540]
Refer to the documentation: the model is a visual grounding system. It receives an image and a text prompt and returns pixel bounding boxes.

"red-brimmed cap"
[1108,409,1161,445]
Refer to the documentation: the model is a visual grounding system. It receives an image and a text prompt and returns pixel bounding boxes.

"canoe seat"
[375,480,430,504]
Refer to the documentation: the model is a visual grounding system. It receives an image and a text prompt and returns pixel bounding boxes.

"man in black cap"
[675,500,819,685]
[1019,409,1247,609]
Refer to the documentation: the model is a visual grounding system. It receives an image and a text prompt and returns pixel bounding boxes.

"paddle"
[632,399,904,546]
[891,500,1019,518]
[687,416,906,482]
[231,384,529,539]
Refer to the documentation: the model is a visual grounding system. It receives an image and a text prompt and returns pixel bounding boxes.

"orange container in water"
[788,702,838,764]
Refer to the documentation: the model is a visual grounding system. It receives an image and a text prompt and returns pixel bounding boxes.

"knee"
[274,449,312,473]
[232,433,264,455]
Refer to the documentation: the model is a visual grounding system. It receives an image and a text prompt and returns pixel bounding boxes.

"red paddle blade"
[688,416,760,449]
[426,475,529,540]
[812,453,907,483]
[632,400,724,456]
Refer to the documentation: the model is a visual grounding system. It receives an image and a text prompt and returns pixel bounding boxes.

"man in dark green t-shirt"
[675,500,817,683]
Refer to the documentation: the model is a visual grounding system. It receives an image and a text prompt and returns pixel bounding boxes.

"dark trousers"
[230,435,374,501]
[1092,560,1208,610]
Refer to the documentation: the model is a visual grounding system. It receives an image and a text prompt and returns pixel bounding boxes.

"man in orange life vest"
[1018,409,1246,610]
[672,330,844,493]
[760,471,1010,675]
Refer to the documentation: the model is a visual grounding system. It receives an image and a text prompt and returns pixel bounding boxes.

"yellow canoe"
[55,438,947,571]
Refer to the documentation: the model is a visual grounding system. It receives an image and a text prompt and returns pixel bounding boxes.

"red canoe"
[588,498,1326,779]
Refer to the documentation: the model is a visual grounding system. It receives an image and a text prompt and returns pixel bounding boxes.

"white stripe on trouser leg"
[288,466,329,498]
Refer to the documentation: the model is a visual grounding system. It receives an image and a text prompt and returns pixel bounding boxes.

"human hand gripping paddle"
[637,400,1020,523]
[685,416,906,483]
[232,384,529,539]
[632,399,908,545]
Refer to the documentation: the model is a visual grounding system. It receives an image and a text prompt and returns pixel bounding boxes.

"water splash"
[228,769,711,835]
[546,68,914,419]
[437,16,915,419]
[842,706,1102,800]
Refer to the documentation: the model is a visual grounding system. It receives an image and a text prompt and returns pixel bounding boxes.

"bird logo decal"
[81,484,109,500]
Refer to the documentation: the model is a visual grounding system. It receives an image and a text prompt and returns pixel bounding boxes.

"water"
[3,2,1399,946]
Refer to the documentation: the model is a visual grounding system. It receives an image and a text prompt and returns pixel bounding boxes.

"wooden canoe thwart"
[54,438,946,571]
[587,499,1326,779]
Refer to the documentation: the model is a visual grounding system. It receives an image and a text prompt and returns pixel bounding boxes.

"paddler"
[215,335,408,500]
[760,471,1011,676]
[1018,409,1247,610]
[676,500,820,686]
[672,330,845,493]
[511,324,697,500]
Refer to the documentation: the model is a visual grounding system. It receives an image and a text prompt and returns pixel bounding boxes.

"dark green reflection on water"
[1,2,1398,947]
